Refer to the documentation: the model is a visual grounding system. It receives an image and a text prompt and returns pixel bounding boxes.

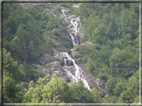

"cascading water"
[55,6,91,90]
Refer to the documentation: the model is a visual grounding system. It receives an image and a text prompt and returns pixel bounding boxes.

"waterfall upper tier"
[61,8,80,46]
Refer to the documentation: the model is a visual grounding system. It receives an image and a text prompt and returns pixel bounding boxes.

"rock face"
[35,60,66,78]
[35,64,51,77]
[66,59,74,66]
[46,61,62,72]
[39,54,56,65]
[82,66,107,97]
[56,56,64,66]
[46,61,66,78]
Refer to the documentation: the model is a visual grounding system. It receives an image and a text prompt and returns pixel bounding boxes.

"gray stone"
[46,61,62,71]
[66,59,74,66]
[56,56,64,66]
[39,54,56,65]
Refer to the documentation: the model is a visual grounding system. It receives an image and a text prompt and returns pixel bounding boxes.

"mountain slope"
[2,2,140,104]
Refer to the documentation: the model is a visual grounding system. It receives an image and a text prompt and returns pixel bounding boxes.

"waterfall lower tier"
[56,52,91,90]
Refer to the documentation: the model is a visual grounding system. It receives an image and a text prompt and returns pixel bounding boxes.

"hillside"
[2,2,141,105]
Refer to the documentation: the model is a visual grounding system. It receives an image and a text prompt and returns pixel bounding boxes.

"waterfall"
[55,6,91,90]
[64,59,66,66]
[70,33,76,45]
[63,52,90,89]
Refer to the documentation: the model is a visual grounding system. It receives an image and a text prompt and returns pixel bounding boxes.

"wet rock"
[66,59,74,66]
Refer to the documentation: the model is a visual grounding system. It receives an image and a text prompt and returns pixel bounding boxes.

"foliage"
[118,70,139,103]
[73,3,139,103]
[23,75,101,103]
[3,48,26,81]
[3,3,54,63]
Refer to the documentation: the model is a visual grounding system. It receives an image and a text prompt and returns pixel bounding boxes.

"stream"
[55,5,91,90]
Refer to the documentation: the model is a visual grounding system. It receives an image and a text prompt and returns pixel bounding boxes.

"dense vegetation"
[70,3,140,103]
[2,2,141,105]
[23,74,101,103]
[2,3,62,103]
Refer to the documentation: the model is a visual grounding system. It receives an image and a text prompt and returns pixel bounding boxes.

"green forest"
[2,2,141,105]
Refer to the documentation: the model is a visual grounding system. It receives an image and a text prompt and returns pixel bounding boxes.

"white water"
[55,6,91,90]
[61,8,80,45]
[62,52,90,89]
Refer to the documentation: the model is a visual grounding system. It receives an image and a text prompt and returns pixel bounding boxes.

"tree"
[3,72,16,103]
[3,48,26,81]
[3,70,25,103]
[113,82,125,96]
[105,78,117,94]
[42,74,69,103]
[29,80,36,88]
[118,70,139,103]
[23,75,69,103]
[91,88,102,103]
[10,24,29,62]
[85,58,95,72]
[68,80,97,103]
